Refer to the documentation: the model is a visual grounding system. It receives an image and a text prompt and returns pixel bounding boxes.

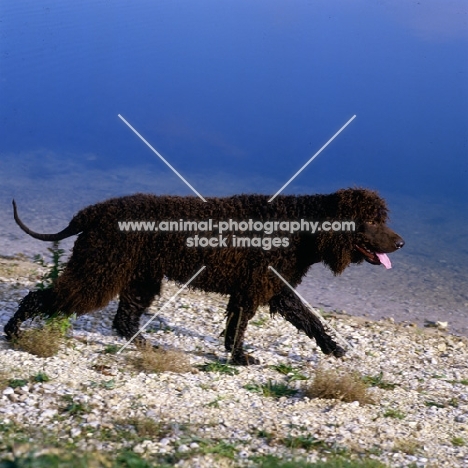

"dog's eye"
[366,221,376,226]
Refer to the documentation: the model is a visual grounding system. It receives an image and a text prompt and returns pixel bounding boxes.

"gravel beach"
[1,258,468,467]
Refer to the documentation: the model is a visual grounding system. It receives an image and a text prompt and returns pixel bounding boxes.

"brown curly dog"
[5,188,404,365]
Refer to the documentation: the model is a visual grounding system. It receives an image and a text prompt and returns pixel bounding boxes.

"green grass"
[361,372,397,390]
[252,455,387,468]
[5,373,50,388]
[451,437,465,447]
[33,241,65,290]
[102,344,121,354]
[60,395,89,416]
[383,409,406,419]
[244,380,298,398]
[256,429,276,443]
[251,315,269,326]
[448,397,459,407]
[424,400,445,408]
[197,361,239,375]
[270,363,309,382]
[195,439,237,460]
[0,450,160,468]
[7,379,28,389]
[89,379,116,390]
[206,396,224,408]
[0,417,392,468]
[283,434,323,450]
[32,372,50,383]
[126,417,171,439]
[433,375,468,386]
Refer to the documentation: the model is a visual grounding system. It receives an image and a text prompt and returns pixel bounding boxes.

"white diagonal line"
[118,114,207,202]
[268,265,353,351]
[116,266,206,354]
[268,115,357,202]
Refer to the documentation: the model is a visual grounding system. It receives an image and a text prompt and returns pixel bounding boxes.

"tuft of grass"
[33,372,50,383]
[33,241,66,290]
[283,434,323,450]
[61,395,89,416]
[12,316,71,357]
[451,437,465,447]
[432,374,468,385]
[115,450,154,467]
[102,344,120,354]
[362,372,397,390]
[89,379,116,390]
[424,400,445,408]
[11,242,73,357]
[206,396,224,408]
[448,397,459,407]
[383,408,406,419]
[195,439,238,460]
[257,429,276,444]
[7,378,28,388]
[129,342,192,373]
[305,367,375,404]
[251,314,269,326]
[125,416,171,439]
[392,438,422,455]
[244,380,298,398]
[270,363,308,382]
[197,361,239,375]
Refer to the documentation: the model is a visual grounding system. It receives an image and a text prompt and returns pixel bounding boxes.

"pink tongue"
[376,253,392,269]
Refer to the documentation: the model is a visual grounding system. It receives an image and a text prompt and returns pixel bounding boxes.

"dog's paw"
[4,322,20,341]
[230,352,260,366]
[332,345,346,358]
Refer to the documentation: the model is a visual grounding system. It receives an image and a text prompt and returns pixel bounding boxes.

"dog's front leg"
[224,294,259,365]
[113,279,161,347]
[269,287,346,358]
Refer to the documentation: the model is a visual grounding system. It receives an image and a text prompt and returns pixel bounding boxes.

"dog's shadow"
[142,313,267,362]
[142,313,220,341]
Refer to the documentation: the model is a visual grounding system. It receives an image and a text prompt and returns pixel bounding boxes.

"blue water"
[1,1,467,332]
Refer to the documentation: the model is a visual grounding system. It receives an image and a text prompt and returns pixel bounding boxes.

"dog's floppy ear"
[335,188,388,223]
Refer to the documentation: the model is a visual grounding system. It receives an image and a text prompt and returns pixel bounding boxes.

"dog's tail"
[12,200,82,241]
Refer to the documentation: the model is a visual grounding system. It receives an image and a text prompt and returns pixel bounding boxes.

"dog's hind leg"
[112,278,161,346]
[4,289,56,340]
[224,294,259,365]
[269,287,346,358]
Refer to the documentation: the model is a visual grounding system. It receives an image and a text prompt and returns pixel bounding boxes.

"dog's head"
[317,188,404,275]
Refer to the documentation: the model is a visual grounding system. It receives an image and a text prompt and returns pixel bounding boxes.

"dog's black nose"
[395,239,405,249]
